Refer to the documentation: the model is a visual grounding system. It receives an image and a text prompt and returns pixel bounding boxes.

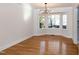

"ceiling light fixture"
[40,3,49,16]
[40,3,64,16]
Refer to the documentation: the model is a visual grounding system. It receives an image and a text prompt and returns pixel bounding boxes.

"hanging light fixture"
[40,3,49,16]
[40,3,64,16]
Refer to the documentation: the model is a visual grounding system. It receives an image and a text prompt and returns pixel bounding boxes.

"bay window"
[39,13,67,29]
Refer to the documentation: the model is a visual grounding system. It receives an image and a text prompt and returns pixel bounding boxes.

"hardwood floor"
[0,35,78,55]
[78,44,79,54]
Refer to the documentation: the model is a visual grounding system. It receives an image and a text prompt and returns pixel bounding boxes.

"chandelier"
[40,3,49,16]
[40,3,64,16]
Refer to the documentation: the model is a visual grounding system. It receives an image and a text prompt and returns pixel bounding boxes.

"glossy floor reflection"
[0,35,78,55]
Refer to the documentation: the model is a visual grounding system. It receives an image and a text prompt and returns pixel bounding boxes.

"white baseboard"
[73,40,78,44]
[0,35,33,52]
[33,33,47,36]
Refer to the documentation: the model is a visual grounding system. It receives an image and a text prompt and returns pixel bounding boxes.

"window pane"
[55,15,60,25]
[54,15,60,28]
[48,15,55,28]
[63,15,67,25]
[48,15,60,28]
[62,15,67,29]
[52,15,55,26]
[39,16,45,28]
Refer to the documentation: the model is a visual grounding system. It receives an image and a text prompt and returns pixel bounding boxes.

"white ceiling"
[31,3,79,9]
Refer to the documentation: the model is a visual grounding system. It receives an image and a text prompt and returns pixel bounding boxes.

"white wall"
[33,9,40,35]
[0,3,34,51]
[33,7,73,38]
[73,7,78,44]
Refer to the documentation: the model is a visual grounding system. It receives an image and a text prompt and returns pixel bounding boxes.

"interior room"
[0,3,79,55]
